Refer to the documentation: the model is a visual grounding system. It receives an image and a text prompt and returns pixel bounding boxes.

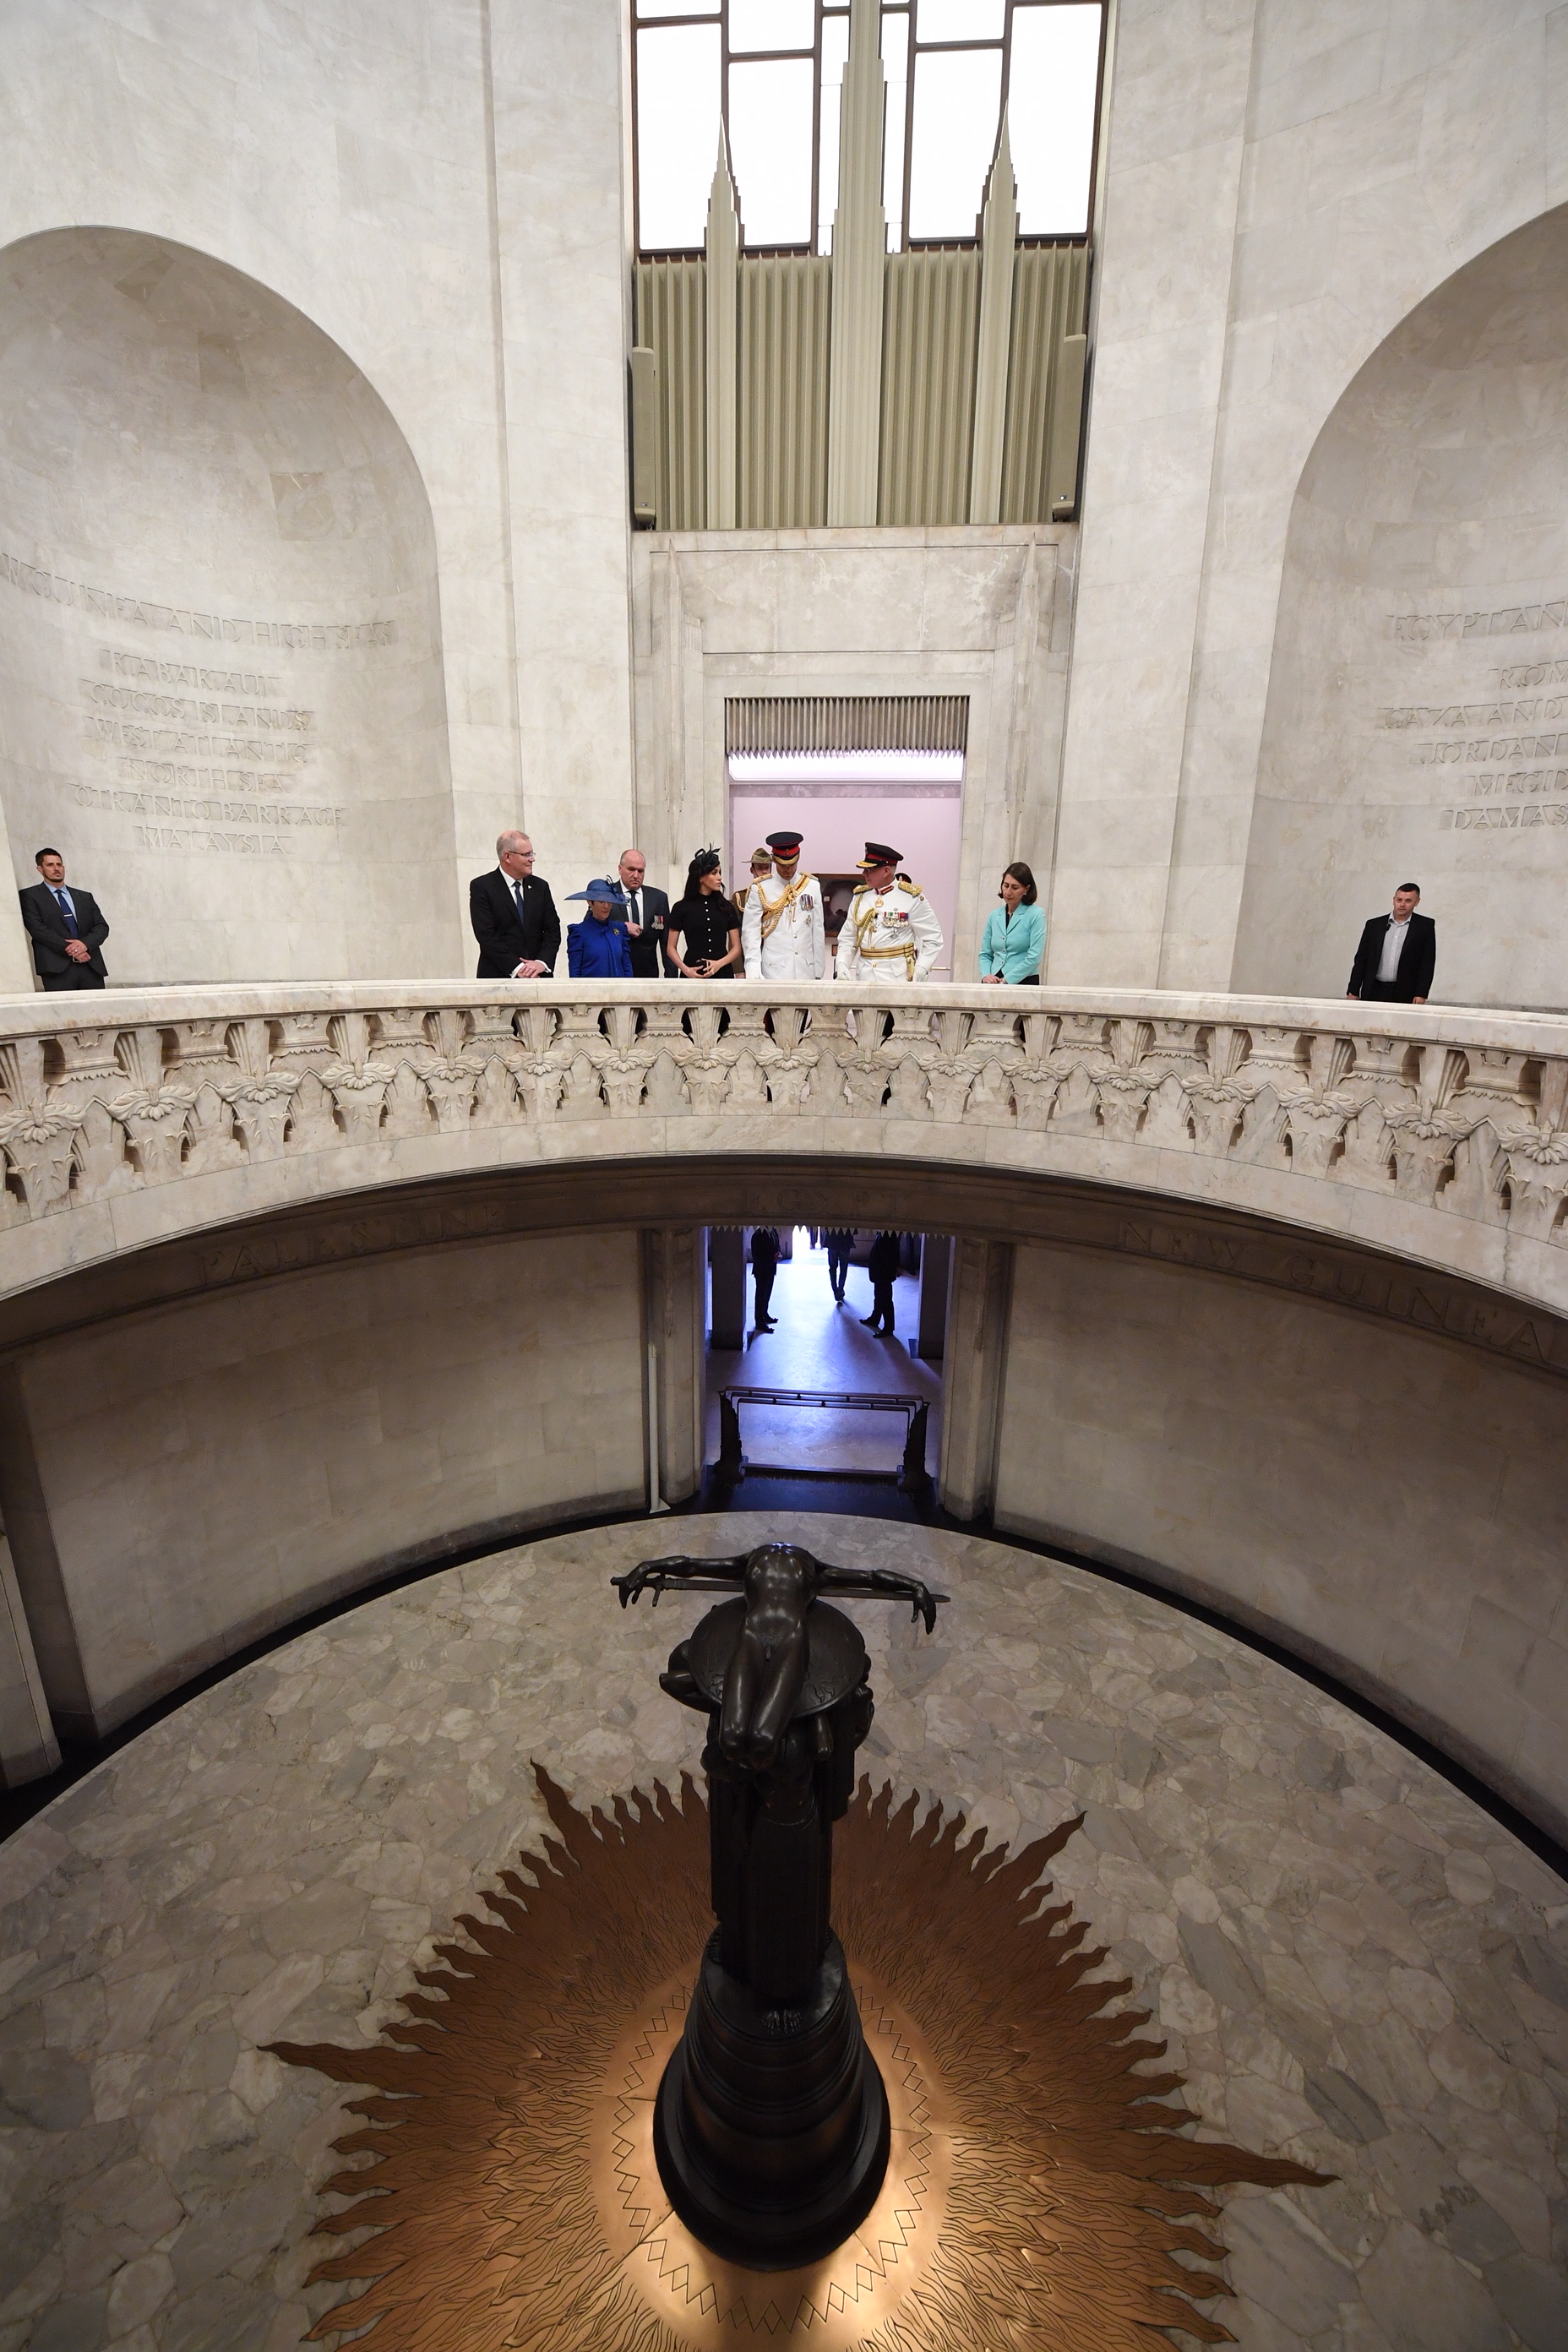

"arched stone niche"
[1236,205,1568,1010]
[0,227,459,983]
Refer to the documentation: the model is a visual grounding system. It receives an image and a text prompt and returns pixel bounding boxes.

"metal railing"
[715,1386,931,1491]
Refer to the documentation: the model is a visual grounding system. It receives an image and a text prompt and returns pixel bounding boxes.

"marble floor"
[0,1515,1565,2352]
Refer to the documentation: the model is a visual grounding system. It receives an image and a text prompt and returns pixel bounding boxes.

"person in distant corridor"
[1347,883,1435,1004]
[861,1232,902,1337]
[564,880,633,979]
[20,849,109,991]
[470,831,560,979]
[750,1226,780,1332]
[824,1228,853,1305]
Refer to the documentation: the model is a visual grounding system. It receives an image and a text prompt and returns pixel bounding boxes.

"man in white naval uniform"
[836,841,943,982]
[740,830,826,981]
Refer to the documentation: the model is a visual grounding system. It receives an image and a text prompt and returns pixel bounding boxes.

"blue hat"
[565,880,628,917]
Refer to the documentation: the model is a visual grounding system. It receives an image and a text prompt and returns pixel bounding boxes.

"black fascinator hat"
[683,846,723,896]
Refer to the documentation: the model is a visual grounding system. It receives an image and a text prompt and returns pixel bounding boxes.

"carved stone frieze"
[0,984,1561,1326]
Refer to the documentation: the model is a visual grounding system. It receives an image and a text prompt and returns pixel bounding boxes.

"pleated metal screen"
[634,242,1086,531]
[1001,244,1092,525]
[633,258,706,531]
[879,251,982,528]
[738,255,831,529]
[726,695,969,754]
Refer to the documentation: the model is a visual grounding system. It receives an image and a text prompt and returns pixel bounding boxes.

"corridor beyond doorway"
[705,1229,944,1478]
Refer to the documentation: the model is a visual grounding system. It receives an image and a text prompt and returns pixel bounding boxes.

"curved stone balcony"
[0,978,1565,1847]
[0,980,1563,1331]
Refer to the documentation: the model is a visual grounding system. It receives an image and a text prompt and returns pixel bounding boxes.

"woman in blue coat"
[565,881,634,979]
[978,861,1045,984]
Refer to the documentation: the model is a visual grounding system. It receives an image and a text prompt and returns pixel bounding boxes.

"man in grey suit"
[19,849,110,990]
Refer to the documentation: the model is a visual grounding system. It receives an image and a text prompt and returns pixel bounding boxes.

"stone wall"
[994,1239,1568,1843]
[0,1227,645,1738]
[630,525,1074,975]
[5,4,1568,1000]
[1238,206,1568,1011]
[0,228,459,987]
[0,0,635,939]
[1,1134,1565,1839]
[1048,0,1568,994]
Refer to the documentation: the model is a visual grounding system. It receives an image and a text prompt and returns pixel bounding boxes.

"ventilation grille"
[726,695,969,755]
[1001,244,1091,523]
[634,258,706,531]
[738,255,831,529]
[879,249,981,527]
[634,239,1087,529]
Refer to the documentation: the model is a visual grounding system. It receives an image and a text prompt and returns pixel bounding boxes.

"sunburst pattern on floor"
[270,1768,1328,2348]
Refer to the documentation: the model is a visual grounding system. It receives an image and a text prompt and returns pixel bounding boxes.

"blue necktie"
[512,880,525,922]
[53,888,79,939]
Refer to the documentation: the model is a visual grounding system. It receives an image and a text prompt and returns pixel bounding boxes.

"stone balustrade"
[0,980,1565,1319]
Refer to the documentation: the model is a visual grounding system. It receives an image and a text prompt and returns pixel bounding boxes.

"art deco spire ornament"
[612,1542,947,2265]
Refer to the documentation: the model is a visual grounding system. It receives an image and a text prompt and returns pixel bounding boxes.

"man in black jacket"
[617,847,673,979]
[469,831,561,979]
[19,848,110,990]
[750,1225,780,1331]
[1347,882,1436,1004]
[860,1232,903,1337]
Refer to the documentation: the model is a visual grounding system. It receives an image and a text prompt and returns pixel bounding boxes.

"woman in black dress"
[667,849,743,978]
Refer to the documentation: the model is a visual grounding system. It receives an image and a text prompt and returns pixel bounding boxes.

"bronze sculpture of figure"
[613,1541,946,2268]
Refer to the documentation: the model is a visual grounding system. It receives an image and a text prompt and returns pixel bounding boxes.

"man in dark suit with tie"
[1346,881,1436,1004]
[469,831,561,979]
[19,848,110,991]
[617,847,673,979]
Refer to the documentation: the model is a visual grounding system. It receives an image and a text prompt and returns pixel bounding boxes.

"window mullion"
[811,0,825,252]
[901,13,916,251]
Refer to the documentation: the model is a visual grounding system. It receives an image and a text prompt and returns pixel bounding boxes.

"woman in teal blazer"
[978,862,1045,984]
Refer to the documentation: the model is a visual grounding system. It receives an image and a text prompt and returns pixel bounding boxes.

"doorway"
[705,1228,947,1483]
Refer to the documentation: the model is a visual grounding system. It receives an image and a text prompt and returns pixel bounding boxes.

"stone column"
[915,1233,950,1362]
[487,0,637,885]
[936,1239,1012,1522]
[968,118,1016,527]
[709,1226,746,1351]
[825,0,887,525]
[0,1527,60,1787]
[645,1228,706,1504]
[0,1363,92,1746]
[1043,0,1255,985]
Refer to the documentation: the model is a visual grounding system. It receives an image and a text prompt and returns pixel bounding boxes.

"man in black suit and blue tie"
[19,849,110,991]
[469,831,561,979]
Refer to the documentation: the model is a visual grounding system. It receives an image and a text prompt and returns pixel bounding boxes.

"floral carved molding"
[0,983,1564,1320]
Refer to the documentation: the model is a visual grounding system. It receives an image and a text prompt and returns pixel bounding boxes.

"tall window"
[632,0,1105,256]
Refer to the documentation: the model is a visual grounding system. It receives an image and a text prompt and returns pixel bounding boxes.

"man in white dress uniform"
[836,841,943,982]
[739,830,826,981]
